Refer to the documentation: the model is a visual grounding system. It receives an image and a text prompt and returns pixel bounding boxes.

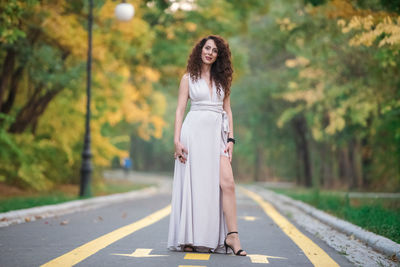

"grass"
[0,179,150,213]
[268,187,400,244]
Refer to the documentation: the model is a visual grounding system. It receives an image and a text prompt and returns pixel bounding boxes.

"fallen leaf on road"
[25,217,31,222]
[35,215,43,220]
[122,212,127,218]
[0,217,8,221]
[390,254,398,262]
[93,216,103,223]
[60,220,69,225]
[44,221,49,224]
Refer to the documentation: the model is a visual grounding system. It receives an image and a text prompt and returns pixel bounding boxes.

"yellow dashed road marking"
[41,205,171,267]
[240,187,340,267]
[184,253,210,260]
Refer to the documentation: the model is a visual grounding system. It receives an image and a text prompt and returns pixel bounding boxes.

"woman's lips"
[205,56,212,60]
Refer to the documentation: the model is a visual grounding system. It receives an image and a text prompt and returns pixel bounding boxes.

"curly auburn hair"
[186,35,233,98]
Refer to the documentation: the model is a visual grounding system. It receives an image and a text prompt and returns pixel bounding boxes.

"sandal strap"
[227,231,238,235]
[235,249,244,255]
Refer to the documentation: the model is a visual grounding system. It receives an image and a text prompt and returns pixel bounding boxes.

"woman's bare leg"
[220,155,246,255]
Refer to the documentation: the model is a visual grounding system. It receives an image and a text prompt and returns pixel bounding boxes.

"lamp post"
[79,0,134,197]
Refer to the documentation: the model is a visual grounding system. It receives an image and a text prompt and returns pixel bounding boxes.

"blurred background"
[0,0,399,196]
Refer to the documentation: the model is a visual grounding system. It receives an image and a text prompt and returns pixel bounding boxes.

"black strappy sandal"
[224,231,247,256]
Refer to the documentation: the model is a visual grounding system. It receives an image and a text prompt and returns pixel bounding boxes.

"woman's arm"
[223,94,234,162]
[174,73,189,163]
[223,94,234,139]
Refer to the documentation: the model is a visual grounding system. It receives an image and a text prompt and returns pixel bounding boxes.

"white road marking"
[240,215,259,221]
[248,254,287,264]
[112,248,168,258]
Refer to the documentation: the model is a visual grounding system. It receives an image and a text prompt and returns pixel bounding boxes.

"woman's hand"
[174,142,188,164]
[224,142,234,162]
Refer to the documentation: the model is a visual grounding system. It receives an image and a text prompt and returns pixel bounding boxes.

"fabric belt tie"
[190,101,230,144]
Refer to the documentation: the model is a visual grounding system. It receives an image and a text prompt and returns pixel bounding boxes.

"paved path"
[0,175,354,267]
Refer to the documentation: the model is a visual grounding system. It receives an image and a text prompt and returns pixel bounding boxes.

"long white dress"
[167,74,230,253]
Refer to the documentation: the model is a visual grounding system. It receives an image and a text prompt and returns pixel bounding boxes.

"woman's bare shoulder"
[180,73,191,86]
[182,72,190,81]
[179,73,190,89]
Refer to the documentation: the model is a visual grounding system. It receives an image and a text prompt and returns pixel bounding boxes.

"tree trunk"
[8,88,61,133]
[143,140,154,170]
[292,116,312,187]
[254,144,264,181]
[130,133,145,171]
[1,66,23,114]
[361,136,372,188]
[295,145,303,185]
[338,146,353,188]
[0,49,16,111]
[348,138,363,189]
[319,143,334,188]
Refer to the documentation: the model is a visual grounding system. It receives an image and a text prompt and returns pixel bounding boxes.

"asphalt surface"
[0,185,354,267]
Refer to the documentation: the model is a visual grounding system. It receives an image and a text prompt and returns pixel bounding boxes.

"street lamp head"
[115,2,135,21]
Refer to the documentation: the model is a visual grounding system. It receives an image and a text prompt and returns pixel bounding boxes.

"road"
[0,176,354,267]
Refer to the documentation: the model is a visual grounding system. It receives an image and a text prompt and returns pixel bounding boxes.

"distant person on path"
[123,157,132,175]
[167,35,247,256]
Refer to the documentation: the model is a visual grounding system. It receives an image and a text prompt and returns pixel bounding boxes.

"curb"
[0,186,159,228]
[249,185,400,260]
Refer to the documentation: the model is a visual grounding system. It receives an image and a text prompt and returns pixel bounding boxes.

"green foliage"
[228,0,400,189]
[0,194,78,213]
[0,179,148,212]
[0,0,33,44]
[0,127,73,190]
[379,0,400,13]
[304,0,326,6]
[0,0,398,193]
[0,0,265,191]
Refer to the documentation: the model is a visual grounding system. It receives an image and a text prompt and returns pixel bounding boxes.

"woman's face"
[201,39,218,65]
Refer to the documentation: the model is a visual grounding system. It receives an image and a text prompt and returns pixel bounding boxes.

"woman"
[167,35,247,256]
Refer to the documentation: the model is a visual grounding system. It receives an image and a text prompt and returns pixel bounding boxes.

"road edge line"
[256,186,400,260]
[239,186,340,267]
[40,204,171,267]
